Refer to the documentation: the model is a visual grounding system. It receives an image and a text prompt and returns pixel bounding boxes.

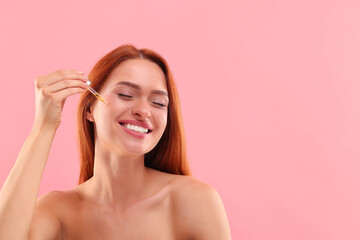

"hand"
[33,70,88,131]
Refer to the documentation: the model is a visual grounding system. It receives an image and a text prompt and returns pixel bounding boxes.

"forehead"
[105,58,167,91]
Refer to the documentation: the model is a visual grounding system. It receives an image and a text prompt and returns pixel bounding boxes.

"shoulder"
[172,175,219,203]
[169,176,232,240]
[170,175,217,201]
[29,190,82,239]
[36,190,80,210]
[169,175,223,212]
[29,191,72,239]
[37,190,70,202]
[33,190,80,221]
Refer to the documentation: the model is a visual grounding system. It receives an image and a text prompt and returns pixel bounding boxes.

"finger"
[36,70,87,88]
[35,71,86,89]
[44,79,88,93]
[52,87,86,101]
[47,70,88,85]
[53,69,86,77]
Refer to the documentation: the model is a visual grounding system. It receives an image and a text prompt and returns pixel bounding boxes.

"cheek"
[158,111,168,131]
[107,97,130,114]
[107,93,118,102]
[93,102,120,126]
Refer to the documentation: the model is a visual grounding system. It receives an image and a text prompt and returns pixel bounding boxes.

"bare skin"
[31,170,230,239]
[0,59,231,239]
[67,169,180,239]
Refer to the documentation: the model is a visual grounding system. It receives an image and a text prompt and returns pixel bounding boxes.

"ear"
[86,108,95,122]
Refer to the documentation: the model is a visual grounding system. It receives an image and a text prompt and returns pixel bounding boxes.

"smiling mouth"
[119,122,152,134]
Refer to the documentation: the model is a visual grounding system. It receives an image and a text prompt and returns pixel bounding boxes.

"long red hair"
[76,44,191,184]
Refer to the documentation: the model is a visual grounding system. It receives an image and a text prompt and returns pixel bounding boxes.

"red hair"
[76,44,191,184]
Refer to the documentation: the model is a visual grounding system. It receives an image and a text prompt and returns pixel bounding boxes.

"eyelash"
[118,94,167,108]
[118,93,133,98]
[154,102,166,107]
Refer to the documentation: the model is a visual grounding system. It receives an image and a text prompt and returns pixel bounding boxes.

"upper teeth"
[124,124,149,133]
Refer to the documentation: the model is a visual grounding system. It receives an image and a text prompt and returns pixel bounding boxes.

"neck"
[84,142,151,207]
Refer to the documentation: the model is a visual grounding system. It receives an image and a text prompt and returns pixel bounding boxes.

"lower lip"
[119,123,147,138]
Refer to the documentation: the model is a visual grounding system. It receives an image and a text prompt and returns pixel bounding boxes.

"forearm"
[0,125,56,239]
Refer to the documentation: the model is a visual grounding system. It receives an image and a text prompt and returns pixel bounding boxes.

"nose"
[131,99,151,119]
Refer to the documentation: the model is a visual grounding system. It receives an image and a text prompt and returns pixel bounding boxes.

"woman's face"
[87,58,169,156]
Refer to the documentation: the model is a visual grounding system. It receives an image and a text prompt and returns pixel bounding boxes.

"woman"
[0,44,231,239]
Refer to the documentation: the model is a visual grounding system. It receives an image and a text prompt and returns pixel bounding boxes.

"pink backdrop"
[1,0,360,239]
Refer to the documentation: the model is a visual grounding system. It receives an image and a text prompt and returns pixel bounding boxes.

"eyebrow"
[115,81,168,97]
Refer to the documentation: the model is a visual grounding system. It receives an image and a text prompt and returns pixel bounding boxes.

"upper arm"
[174,178,232,240]
[28,192,62,240]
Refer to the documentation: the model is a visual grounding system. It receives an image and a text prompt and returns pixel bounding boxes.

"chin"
[120,143,154,156]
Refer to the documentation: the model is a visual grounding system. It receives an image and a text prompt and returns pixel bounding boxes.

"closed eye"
[118,93,133,98]
[153,102,167,107]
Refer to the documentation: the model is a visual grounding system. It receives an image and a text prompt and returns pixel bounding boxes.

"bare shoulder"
[169,175,232,240]
[37,190,72,203]
[173,174,213,188]
[29,190,75,240]
[36,189,81,210]
[169,175,223,210]
[34,189,79,216]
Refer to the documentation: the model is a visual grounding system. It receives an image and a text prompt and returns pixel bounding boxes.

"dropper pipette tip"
[86,80,108,104]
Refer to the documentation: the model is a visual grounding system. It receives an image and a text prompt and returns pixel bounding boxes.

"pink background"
[1,0,360,239]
